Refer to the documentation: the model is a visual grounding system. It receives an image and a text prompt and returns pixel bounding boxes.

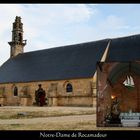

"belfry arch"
[108,62,140,112]
[97,62,140,126]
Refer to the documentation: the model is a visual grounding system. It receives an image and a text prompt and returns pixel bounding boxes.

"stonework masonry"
[0,78,96,107]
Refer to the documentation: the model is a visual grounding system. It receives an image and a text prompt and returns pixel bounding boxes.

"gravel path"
[0,114,96,125]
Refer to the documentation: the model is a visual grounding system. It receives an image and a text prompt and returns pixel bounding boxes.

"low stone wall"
[20,97,32,106]
[0,97,6,106]
[0,78,95,107]
[56,96,93,107]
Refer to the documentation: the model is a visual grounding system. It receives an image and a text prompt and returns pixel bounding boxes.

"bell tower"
[8,16,27,58]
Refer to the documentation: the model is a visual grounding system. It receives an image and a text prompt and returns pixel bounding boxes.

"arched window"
[14,86,18,96]
[66,83,73,92]
[19,33,22,42]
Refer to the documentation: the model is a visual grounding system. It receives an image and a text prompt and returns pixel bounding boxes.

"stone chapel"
[0,16,140,109]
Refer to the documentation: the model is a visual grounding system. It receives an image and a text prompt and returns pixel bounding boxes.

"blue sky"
[0,4,140,66]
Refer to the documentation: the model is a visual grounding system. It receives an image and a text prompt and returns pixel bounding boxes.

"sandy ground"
[0,106,95,112]
[0,106,140,130]
[0,114,95,124]
[0,106,96,130]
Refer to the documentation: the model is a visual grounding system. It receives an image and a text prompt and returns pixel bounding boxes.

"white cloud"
[55,4,94,23]
[21,4,94,25]
[21,4,97,52]
[0,4,97,66]
[0,4,23,66]
[0,4,140,67]
[98,15,126,31]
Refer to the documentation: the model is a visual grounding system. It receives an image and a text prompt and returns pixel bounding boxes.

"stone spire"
[8,16,27,58]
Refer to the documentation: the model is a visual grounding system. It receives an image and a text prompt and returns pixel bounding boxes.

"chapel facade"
[0,16,97,107]
[1,16,140,111]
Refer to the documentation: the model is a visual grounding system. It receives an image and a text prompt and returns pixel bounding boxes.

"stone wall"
[0,78,96,107]
[11,44,23,57]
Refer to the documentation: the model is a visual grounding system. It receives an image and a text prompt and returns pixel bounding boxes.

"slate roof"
[0,39,109,83]
[106,34,140,61]
[1,34,140,84]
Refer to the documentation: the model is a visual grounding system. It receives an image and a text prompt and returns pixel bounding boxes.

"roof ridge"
[109,33,140,40]
[18,38,110,56]
[20,33,140,56]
